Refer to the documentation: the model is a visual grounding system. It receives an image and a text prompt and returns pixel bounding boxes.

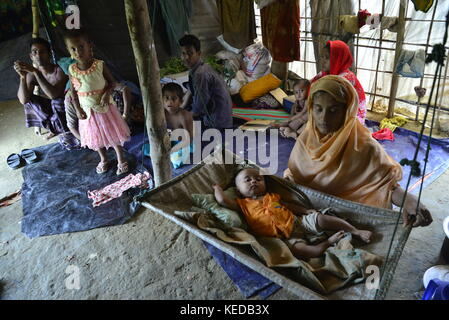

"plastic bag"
[242,41,272,81]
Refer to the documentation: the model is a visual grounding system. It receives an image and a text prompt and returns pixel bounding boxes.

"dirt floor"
[0,99,448,300]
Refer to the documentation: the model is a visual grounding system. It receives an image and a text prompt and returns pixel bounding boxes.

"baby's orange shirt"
[236,193,295,239]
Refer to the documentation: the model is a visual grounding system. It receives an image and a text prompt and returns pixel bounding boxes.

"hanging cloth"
[338,15,360,34]
[357,9,371,28]
[381,16,399,33]
[216,0,257,50]
[158,0,192,55]
[260,0,300,63]
[411,0,434,13]
[395,49,426,78]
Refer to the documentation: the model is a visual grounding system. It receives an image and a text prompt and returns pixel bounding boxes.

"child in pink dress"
[63,29,130,175]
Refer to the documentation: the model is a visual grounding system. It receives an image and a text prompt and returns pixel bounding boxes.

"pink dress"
[69,59,130,151]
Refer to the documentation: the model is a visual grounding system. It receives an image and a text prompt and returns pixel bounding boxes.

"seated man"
[14,37,69,139]
[178,34,233,131]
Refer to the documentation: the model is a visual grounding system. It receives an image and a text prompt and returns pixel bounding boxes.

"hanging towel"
[216,0,257,50]
[380,116,408,132]
[381,16,399,33]
[411,0,434,13]
[338,15,360,34]
[261,0,300,62]
[395,49,426,78]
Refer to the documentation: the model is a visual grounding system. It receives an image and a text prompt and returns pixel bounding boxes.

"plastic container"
[422,279,449,300]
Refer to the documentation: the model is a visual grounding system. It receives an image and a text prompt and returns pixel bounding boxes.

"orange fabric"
[236,193,295,238]
[284,75,403,209]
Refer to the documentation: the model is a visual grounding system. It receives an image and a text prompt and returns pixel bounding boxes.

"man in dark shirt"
[178,34,233,130]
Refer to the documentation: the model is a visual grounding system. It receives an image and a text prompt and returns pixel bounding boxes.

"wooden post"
[31,0,40,38]
[124,0,172,186]
[387,0,407,118]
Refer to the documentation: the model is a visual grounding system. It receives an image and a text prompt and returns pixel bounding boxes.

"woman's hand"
[402,194,433,228]
[392,186,433,227]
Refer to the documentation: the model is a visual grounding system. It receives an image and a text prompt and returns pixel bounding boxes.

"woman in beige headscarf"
[284,75,432,228]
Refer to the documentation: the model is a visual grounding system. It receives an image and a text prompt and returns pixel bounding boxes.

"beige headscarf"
[284,75,403,208]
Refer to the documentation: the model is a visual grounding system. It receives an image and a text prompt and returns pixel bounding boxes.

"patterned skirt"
[24,95,68,134]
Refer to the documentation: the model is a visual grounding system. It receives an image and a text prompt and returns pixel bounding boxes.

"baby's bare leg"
[316,213,372,243]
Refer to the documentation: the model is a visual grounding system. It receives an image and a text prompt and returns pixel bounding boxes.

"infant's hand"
[327,230,345,245]
[212,184,223,192]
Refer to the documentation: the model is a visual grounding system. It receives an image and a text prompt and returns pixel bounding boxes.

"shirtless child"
[213,168,372,260]
[273,79,310,139]
[162,82,194,154]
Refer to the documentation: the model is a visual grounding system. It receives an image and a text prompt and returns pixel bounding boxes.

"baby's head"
[162,83,184,113]
[293,79,310,102]
[63,29,93,64]
[235,168,267,198]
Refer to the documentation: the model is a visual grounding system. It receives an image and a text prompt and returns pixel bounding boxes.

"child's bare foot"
[352,229,372,243]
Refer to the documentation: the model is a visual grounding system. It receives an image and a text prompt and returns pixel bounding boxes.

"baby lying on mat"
[213,168,372,260]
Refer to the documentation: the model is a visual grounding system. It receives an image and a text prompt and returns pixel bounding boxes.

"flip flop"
[7,154,23,170]
[96,161,109,174]
[20,149,38,164]
[116,162,129,176]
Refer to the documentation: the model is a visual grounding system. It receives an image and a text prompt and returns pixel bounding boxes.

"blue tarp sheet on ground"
[21,143,141,238]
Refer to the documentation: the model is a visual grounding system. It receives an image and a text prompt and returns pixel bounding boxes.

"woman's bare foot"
[352,229,373,243]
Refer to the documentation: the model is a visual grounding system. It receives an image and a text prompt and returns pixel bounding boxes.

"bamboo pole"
[387,1,407,118]
[370,0,386,111]
[31,0,40,38]
[415,0,438,121]
[124,0,172,186]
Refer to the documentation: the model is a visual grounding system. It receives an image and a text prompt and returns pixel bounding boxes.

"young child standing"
[273,79,310,139]
[63,29,130,175]
[161,82,194,169]
[213,168,372,260]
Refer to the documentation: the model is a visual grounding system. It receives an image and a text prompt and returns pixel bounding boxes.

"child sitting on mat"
[162,82,194,168]
[213,168,372,259]
[273,79,310,139]
[64,29,131,175]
